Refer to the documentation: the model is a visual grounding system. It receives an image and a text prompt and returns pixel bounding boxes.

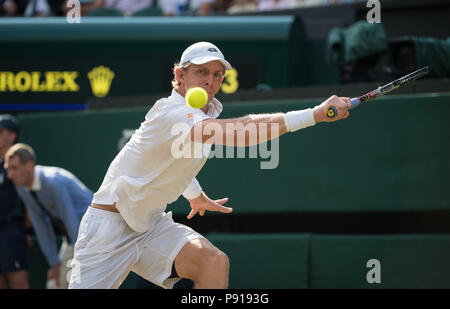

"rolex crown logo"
[87,66,115,98]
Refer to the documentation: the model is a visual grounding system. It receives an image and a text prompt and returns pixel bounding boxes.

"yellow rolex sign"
[87,66,115,98]
[0,66,115,98]
[0,71,79,92]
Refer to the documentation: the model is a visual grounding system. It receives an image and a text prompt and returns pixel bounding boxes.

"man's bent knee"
[175,238,229,288]
[200,250,229,286]
[193,246,229,288]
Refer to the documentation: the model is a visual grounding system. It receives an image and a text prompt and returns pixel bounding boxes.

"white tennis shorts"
[68,207,203,289]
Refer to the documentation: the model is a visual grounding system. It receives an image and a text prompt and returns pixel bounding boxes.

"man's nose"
[204,74,214,86]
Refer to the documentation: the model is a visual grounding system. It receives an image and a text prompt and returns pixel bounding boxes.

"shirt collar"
[30,165,41,191]
[171,89,223,119]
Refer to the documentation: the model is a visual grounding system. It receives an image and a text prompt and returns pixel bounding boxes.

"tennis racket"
[327,66,430,118]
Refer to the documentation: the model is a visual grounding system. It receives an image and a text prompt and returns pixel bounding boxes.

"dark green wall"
[207,233,450,289]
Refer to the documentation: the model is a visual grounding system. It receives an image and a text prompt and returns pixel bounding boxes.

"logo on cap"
[208,48,218,52]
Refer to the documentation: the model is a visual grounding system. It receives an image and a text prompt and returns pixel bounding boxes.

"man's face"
[179,61,225,103]
[4,155,33,187]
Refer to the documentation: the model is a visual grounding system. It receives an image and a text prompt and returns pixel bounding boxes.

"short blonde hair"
[171,61,191,90]
[5,143,36,164]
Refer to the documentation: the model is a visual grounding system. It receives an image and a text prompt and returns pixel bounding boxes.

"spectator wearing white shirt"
[103,0,153,16]
[257,0,294,11]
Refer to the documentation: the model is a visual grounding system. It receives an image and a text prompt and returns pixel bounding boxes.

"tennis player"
[69,42,350,289]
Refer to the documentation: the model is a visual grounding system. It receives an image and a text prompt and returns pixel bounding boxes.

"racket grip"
[326,97,361,118]
[350,97,361,109]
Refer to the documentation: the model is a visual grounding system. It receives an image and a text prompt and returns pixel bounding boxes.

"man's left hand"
[187,192,233,219]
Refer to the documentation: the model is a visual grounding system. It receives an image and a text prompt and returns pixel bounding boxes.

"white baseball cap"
[180,42,232,71]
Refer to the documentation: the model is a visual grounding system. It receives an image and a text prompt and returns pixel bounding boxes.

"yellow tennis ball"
[185,87,208,109]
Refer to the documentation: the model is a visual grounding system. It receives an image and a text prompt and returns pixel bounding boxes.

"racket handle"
[326,97,361,118]
[350,97,361,109]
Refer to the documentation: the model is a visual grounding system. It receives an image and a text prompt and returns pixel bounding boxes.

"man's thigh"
[69,208,137,289]
[132,212,204,289]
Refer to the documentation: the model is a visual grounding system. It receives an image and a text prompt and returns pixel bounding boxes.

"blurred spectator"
[68,0,215,17]
[23,0,51,16]
[293,0,325,7]
[214,0,233,14]
[103,0,153,16]
[226,0,257,14]
[191,0,214,15]
[159,0,214,16]
[63,0,153,16]
[1,0,67,16]
[0,114,29,289]
[1,0,29,16]
[4,143,92,289]
[257,0,294,11]
[146,0,182,16]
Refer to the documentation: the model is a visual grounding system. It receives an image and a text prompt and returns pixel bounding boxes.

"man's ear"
[25,160,34,172]
[175,67,184,83]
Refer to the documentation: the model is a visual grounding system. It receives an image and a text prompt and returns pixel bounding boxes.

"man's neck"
[175,88,186,98]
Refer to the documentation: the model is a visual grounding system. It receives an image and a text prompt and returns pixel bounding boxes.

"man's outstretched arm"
[190,96,351,146]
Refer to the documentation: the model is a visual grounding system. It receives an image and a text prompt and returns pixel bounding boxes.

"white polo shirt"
[92,89,223,232]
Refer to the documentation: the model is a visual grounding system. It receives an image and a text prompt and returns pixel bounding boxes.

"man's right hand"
[313,95,351,123]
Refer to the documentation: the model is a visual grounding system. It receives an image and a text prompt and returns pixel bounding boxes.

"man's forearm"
[190,95,351,146]
[229,113,288,146]
[191,110,317,146]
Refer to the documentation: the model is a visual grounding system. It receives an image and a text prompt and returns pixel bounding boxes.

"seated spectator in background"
[1,0,29,16]
[0,115,29,289]
[60,0,214,17]
[1,0,66,16]
[23,0,51,16]
[65,0,153,16]
[103,0,152,16]
[159,0,214,16]
[226,0,258,14]
[257,0,295,11]
[4,143,92,289]
[190,0,214,15]
[213,0,232,14]
[294,0,326,7]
